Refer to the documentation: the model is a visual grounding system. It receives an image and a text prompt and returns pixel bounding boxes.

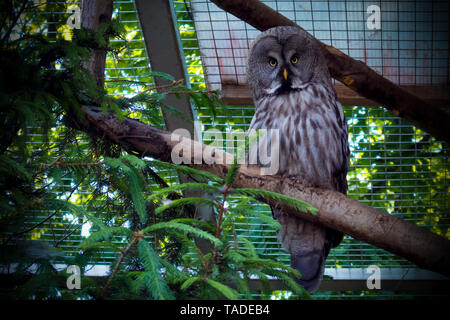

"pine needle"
[205,279,239,300]
[104,157,147,222]
[224,162,240,187]
[232,188,318,215]
[80,227,132,249]
[180,276,202,291]
[147,183,220,201]
[149,159,223,183]
[154,197,216,215]
[138,240,174,300]
[142,221,222,247]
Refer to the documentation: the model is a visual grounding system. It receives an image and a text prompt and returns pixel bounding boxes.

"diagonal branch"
[209,0,450,143]
[75,105,450,278]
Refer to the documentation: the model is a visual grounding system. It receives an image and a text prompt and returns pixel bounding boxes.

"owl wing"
[272,96,349,291]
[248,86,349,291]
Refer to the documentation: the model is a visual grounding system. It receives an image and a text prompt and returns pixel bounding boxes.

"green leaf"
[180,276,202,291]
[147,183,219,201]
[101,101,108,115]
[168,218,214,232]
[276,272,311,300]
[232,188,318,215]
[138,240,174,300]
[83,213,108,231]
[149,159,223,183]
[236,237,258,258]
[224,162,240,187]
[80,227,132,249]
[0,155,32,181]
[120,154,146,168]
[104,157,147,222]
[127,172,147,221]
[142,221,222,247]
[205,279,239,300]
[161,104,193,123]
[146,71,174,82]
[154,197,216,215]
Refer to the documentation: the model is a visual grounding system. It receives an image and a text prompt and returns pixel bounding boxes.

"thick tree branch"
[80,0,113,86]
[77,106,450,277]
[210,0,450,143]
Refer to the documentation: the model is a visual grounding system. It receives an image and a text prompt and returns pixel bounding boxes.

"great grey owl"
[246,26,350,292]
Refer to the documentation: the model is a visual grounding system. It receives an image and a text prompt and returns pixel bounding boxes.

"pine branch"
[142,221,222,247]
[137,239,174,300]
[80,227,132,249]
[98,231,142,299]
[224,162,240,188]
[205,279,239,300]
[180,276,202,291]
[215,189,229,238]
[144,166,181,199]
[10,177,87,240]
[147,183,220,202]
[149,159,223,183]
[153,197,216,215]
[54,221,83,248]
[76,106,450,276]
[104,157,147,222]
[232,188,318,215]
[0,0,30,45]
[33,155,63,178]
[142,79,184,93]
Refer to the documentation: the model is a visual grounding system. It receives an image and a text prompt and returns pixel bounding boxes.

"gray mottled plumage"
[247,26,350,291]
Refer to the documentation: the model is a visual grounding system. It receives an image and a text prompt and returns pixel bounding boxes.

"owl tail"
[274,208,342,292]
[290,247,327,292]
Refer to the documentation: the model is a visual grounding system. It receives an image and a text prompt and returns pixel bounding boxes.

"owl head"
[246,26,331,100]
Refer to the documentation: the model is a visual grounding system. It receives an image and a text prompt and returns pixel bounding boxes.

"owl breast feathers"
[247,26,350,292]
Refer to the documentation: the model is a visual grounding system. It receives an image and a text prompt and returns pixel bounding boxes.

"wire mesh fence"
[4,0,449,299]
[190,0,449,89]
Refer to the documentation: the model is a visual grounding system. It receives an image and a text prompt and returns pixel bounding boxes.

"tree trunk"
[80,0,113,87]
[209,0,450,144]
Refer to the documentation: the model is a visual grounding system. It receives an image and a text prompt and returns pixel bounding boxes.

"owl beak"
[283,68,288,81]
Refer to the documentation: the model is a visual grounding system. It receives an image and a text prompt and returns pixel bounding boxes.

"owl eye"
[268,57,277,67]
[290,55,299,64]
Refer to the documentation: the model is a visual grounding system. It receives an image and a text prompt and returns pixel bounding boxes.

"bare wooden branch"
[77,105,450,278]
[210,0,450,143]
